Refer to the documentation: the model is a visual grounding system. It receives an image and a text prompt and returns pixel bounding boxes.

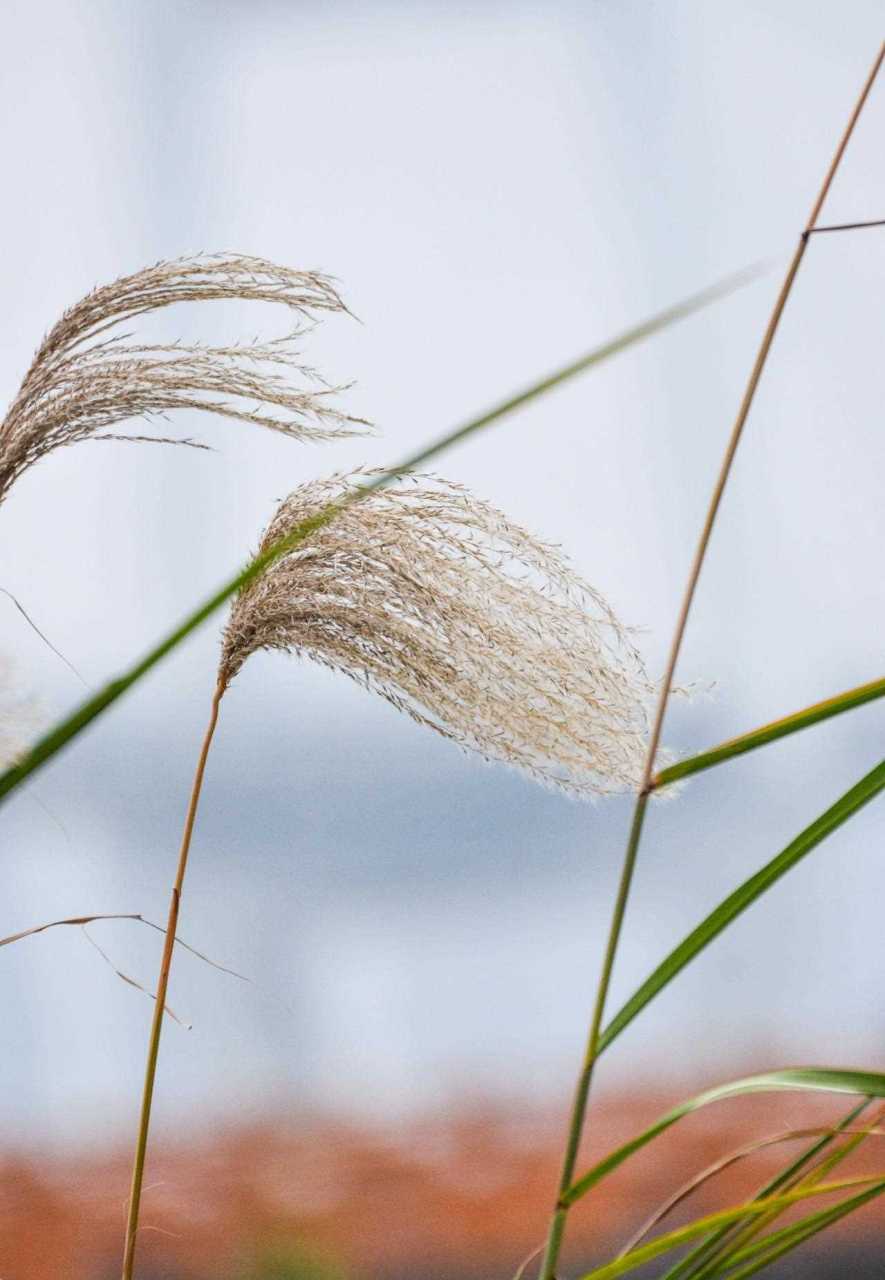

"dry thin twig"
[0,910,247,980]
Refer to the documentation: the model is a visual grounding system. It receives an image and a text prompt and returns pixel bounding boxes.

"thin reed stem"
[121,678,225,1280]
[537,40,884,1280]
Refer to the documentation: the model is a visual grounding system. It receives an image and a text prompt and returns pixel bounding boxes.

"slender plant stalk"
[537,41,885,1280]
[121,678,225,1279]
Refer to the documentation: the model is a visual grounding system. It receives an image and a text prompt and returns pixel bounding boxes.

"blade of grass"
[535,41,885,1280]
[691,1100,885,1279]
[703,1179,885,1280]
[652,675,885,790]
[596,757,885,1057]
[574,1176,885,1280]
[0,265,761,809]
[563,1069,885,1207]
[661,1098,873,1280]
[620,1122,885,1257]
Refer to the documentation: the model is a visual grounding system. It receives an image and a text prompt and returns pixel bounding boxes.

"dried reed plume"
[0,253,367,503]
[220,470,654,796]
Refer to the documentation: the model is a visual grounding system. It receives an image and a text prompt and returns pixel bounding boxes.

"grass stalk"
[536,41,884,1280]
[120,678,225,1280]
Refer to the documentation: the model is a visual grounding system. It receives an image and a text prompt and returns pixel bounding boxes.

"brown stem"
[120,678,226,1280]
[538,39,885,1280]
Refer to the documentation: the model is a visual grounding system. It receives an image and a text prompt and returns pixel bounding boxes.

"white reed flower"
[220,470,654,796]
[0,253,367,502]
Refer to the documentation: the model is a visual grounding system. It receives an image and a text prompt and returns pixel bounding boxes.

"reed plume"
[122,468,654,1277]
[0,253,366,503]
[221,469,654,796]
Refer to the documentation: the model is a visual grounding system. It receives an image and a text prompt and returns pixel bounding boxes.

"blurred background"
[1,2,884,1276]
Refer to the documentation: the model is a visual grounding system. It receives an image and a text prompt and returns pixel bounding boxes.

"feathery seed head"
[0,253,368,502]
[220,470,655,797]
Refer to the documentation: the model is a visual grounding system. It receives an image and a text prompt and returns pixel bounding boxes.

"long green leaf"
[0,266,762,807]
[653,675,885,790]
[564,1069,885,1207]
[707,1179,885,1279]
[574,1176,885,1280]
[597,758,885,1055]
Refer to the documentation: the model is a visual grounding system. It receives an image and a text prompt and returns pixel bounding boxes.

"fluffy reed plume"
[220,470,654,796]
[0,253,366,502]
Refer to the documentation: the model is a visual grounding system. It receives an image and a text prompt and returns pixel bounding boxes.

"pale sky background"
[0,1,884,1150]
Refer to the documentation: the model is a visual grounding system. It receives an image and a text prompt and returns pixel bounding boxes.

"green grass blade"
[0,265,762,807]
[653,676,885,790]
[664,1099,873,1280]
[563,1069,885,1207]
[574,1176,885,1280]
[686,1100,879,1279]
[597,758,885,1056]
[705,1179,885,1279]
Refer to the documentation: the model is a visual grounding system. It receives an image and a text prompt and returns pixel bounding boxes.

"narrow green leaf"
[575,1176,885,1280]
[688,1100,880,1279]
[597,758,885,1055]
[707,1179,885,1279]
[653,675,885,790]
[564,1069,885,1207]
[0,265,763,807]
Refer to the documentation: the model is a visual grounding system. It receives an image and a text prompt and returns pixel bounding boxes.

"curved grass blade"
[564,1069,885,1207]
[575,1176,885,1280]
[690,1099,885,1280]
[621,1123,885,1257]
[661,1098,873,1280]
[652,675,885,790]
[597,758,885,1056]
[705,1179,885,1280]
[0,265,763,808]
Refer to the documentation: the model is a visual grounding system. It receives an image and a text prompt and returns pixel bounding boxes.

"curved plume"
[220,470,654,796]
[0,253,368,501]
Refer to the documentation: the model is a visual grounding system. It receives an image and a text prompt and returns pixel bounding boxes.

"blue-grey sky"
[1,1,884,1147]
